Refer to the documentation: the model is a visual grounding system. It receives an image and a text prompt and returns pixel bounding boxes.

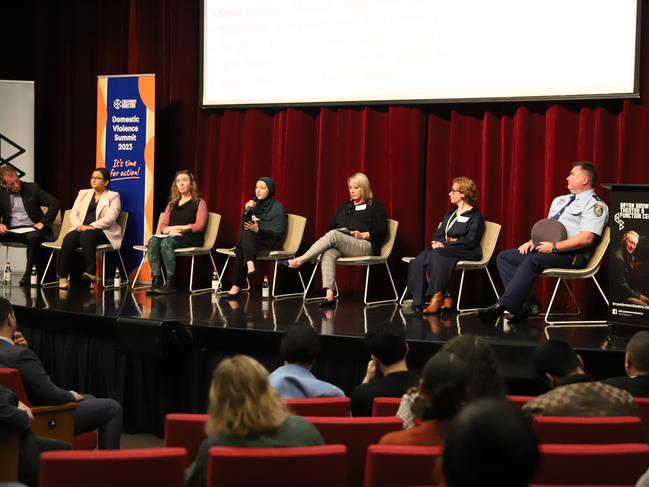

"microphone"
[243,197,258,221]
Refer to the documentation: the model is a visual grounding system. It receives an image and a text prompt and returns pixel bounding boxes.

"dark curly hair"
[440,335,506,399]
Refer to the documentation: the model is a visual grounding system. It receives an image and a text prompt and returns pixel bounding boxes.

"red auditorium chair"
[363,444,442,487]
[39,447,187,487]
[164,413,208,463]
[507,394,535,408]
[533,416,645,444]
[371,397,401,416]
[304,416,403,486]
[635,397,649,433]
[0,367,97,449]
[535,443,649,485]
[207,445,348,487]
[284,397,351,416]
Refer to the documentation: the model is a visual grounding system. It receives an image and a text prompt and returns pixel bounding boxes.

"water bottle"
[211,270,219,292]
[30,265,37,286]
[262,276,270,299]
[3,262,11,285]
[114,268,121,288]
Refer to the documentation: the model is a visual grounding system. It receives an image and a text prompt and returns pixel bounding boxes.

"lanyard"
[445,212,460,241]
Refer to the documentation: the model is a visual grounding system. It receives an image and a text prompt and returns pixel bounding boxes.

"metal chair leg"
[544,277,610,327]
[271,260,306,299]
[40,250,59,287]
[364,262,399,306]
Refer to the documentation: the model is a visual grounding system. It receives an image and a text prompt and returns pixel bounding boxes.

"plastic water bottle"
[211,270,219,292]
[3,262,11,285]
[114,268,121,288]
[262,276,270,299]
[30,265,37,286]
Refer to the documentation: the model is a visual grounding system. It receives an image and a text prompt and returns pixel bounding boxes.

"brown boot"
[441,294,454,311]
[423,291,443,314]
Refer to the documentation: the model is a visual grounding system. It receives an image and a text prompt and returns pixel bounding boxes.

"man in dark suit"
[603,331,649,397]
[0,297,122,448]
[0,166,60,286]
[1,384,70,485]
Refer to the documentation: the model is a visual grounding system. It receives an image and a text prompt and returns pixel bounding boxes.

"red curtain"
[4,0,649,306]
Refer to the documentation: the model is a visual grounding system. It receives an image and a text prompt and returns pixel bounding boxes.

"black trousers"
[0,228,49,276]
[58,229,109,276]
[232,229,278,286]
[19,433,71,486]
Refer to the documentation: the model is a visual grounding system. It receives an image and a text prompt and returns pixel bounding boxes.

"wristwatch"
[552,243,558,253]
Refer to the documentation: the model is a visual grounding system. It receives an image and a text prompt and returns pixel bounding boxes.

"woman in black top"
[225,177,287,297]
[286,172,387,307]
[406,177,484,314]
[147,170,208,294]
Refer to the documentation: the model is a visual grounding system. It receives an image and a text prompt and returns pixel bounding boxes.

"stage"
[4,276,639,436]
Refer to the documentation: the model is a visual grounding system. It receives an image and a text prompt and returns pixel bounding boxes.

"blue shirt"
[548,189,608,238]
[269,364,345,399]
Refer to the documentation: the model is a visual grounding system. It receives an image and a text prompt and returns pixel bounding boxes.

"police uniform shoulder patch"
[593,204,604,217]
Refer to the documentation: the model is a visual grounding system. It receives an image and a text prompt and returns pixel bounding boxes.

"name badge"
[252,215,260,222]
[355,204,367,211]
[457,216,469,223]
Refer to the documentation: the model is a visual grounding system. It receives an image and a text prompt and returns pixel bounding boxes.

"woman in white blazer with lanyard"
[58,167,122,289]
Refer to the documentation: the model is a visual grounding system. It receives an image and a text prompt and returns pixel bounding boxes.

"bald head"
[626,331,649,375]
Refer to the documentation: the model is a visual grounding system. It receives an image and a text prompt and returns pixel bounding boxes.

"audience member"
[379,352,468,446]
[603,331,649,397]
[186,355,324,487]
[0,297,122,449]
[0,384,71,485]
[350,323,419,416]
[440,398,540,487]
[269,324,344,398]
[522,339,637,417]
[397,334,506,428]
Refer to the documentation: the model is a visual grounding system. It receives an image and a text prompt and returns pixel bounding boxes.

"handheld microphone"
[243,197,258,221]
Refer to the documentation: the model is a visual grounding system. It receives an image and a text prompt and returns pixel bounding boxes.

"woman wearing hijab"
[225,177,287,297]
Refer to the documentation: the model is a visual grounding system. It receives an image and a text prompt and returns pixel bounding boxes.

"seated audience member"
[147,170,208,294]
[440,399,540,487]
[379,352,469,446]
[405,176,484,313]
[186,355,324,487]
[0,297,122,449]
[57,168,122,289]
[350,323,419,416]
[0,166,60,286]
[397,334,506,428]
[1,384,71,486]
[269,324,344,399]
[522,339,637,417]
[603,330,649,397]
[225,177,287,298]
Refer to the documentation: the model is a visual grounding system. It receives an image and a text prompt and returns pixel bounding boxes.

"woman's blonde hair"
[452,177,479,203]
[348,172,373,201]
[167,170,201,207]
[205,355,289,436]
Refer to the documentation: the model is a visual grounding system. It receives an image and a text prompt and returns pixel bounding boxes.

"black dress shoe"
[278,260,290,267]
[246,269,257,278]
[319,298,337,308]
[478,303,506,322]
[509,303,542,322]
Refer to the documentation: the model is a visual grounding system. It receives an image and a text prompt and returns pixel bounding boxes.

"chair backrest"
[507,395,535,409]
[304,416,403,485]
[39,447,187,487]
[532,416,645,444]
[207,445,348,487]
[479,221,501,264]
[535,443,649,485]
[40,205,63,241]
[154,211,165,235]
[0,368,30,406]
[285,397,351,417]
[635,397,649,432]
[281,214,307,254]
[49,210,74,247]
[379,219,399,258]
[202,212,222,249]
[164,413,208,464]
[584,225,610,271]
[116,211,128,239]
[363,444,442,487]
[371,397,401,417]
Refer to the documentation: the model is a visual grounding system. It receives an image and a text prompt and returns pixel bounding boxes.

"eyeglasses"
[90,177,105,181]
[450,189,461,194]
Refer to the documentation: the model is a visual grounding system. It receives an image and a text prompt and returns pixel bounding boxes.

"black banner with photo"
[605,184,649,325]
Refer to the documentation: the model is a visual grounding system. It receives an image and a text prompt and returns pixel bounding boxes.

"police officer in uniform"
[478,161,608,322]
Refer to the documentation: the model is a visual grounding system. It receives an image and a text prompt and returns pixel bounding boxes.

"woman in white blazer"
[58,167,122,289]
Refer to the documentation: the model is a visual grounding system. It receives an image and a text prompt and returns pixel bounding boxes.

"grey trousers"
[301,230,372,289]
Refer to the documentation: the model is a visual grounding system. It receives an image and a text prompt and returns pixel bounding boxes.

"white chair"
[173,212,221,294]
[304,219,400,306]
[215,213,308,298]
[542,226,610,328]
[399,221,501,312]
[40,210,129,288]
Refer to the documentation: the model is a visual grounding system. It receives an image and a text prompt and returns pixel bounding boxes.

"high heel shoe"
[224,289,241,299]
[441,294,454,311]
